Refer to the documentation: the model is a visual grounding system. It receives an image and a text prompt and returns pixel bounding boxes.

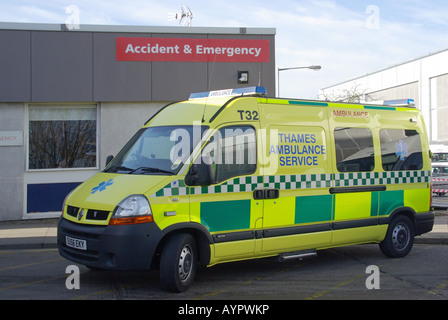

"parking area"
[1,243,447,302]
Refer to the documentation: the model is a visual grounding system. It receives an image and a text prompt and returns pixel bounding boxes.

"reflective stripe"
[150,171,431,198]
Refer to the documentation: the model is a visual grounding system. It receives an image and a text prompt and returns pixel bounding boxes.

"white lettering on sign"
[0,131,23,146]
[116,37,270,63]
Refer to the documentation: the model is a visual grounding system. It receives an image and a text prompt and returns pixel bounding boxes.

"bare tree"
[320,84,369,103]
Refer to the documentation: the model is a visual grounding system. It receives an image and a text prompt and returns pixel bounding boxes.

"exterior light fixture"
[238,71,249,84]
[277,65,322,97]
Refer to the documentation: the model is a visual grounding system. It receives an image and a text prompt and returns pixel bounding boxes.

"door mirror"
[106,155,114,167]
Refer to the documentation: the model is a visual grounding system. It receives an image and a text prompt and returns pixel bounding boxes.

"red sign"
[116,37,270,63]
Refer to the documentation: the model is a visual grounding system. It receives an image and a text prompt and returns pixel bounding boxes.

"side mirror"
[185,161,214,186]
[106,155,114,167]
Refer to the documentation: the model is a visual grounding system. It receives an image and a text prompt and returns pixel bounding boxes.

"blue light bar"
[383,99,415,107]
[189,86,267,100]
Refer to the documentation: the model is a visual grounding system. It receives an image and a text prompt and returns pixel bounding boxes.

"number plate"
[65,236,87,251]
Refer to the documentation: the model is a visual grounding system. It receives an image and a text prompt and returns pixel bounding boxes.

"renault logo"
[77,209,84,221]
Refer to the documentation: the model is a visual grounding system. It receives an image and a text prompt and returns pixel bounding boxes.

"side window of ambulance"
[380,129,423,171]
[334,127,375,172]
[204,125,257,183]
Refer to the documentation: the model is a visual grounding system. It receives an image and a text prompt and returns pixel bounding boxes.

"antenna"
[168,5,193,26]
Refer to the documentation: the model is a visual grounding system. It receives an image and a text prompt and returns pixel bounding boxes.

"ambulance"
[57,86,434,292]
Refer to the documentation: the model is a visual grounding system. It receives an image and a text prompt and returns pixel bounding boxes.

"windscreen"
[105,125,208,175]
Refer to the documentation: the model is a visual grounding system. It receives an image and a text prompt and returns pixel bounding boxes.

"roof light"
[189,86,267,100]
[384,99,415,107]
[365,99,415,107]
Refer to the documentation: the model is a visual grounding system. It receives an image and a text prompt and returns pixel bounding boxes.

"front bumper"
[57,217,164,270]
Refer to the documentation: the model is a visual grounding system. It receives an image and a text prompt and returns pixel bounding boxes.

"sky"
[1,0,448,99]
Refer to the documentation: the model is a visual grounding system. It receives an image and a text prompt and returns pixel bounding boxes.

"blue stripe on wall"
[27,182,81,213]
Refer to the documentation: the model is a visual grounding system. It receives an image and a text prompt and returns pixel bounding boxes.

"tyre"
[159,233,197,292]
[379,215,414,258]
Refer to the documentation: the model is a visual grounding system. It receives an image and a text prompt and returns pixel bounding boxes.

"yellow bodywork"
[62,92,432,267]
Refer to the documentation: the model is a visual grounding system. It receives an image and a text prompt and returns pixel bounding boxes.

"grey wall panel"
[93,33,152,102]
[205,34,275,95]
[149,33,208,101]
[0,26,275,103]
[0,31,31,102]
[31,31,93,102]
[151,61,208,101]
[0,103,25,220]
[262,34,276,96]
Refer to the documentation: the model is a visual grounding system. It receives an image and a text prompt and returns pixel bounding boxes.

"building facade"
[0,22,276,221]
[320,48,448,145]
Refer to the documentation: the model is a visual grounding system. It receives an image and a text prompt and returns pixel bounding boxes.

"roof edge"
[0,21,276,35]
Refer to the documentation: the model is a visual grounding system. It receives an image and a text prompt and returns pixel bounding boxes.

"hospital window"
[28,104,97,170]
[334,127,374,172]
[380,129,423,171]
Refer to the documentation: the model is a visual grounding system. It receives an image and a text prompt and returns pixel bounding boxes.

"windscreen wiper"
[130,167,175,175]
[104,165,133,173]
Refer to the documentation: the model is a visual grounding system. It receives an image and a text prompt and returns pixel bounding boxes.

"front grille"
[60,226,101,240]
[86,209,110,221]
[65,206,110,221]
[59,220,106,264]
[61,244,99,262]
[66,205,79,218]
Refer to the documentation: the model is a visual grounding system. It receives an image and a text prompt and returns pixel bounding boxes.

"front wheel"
[379,215,414,258]
[159,233,197,292]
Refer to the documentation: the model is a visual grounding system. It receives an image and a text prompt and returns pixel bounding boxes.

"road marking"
[427,280,448,295]
[305,274,364,300]
[0,274,66,292]
[0,258,64,272]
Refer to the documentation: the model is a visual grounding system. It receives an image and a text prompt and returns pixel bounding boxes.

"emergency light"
[189,86,267,100]
[383,99,415,107]
[365,99,416,107]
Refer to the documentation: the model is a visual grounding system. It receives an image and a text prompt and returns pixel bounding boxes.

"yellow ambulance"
[57,87,434,292]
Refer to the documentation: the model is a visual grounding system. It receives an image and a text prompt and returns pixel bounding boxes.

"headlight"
[110,195,153,225]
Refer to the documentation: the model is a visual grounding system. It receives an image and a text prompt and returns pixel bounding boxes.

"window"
[28,105,97,169]
[334,127,374,172]
[202,125,257,183]
[105,125,208,175]
[380,129,423,171]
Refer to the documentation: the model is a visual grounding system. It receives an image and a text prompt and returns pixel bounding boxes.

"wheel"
[159,233,197,292]
[379,215,414,258]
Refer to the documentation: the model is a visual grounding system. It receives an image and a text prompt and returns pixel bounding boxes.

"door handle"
[253,189,279,200]
[265,189,279,199]
[253,189,265,200]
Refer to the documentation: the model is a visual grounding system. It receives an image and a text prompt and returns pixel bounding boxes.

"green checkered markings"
[264,174,332,190]
[335,171,430,187]
[200,200,251,232]
[149,171,430,198]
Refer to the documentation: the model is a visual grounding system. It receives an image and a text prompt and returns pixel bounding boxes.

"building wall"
[434,73,448,142]
[320,48,448,144]
[0,104,25,220]
[0,23,276,221]
[368,82,419,104]
[99,102,166,169]
[0,24,276,103]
